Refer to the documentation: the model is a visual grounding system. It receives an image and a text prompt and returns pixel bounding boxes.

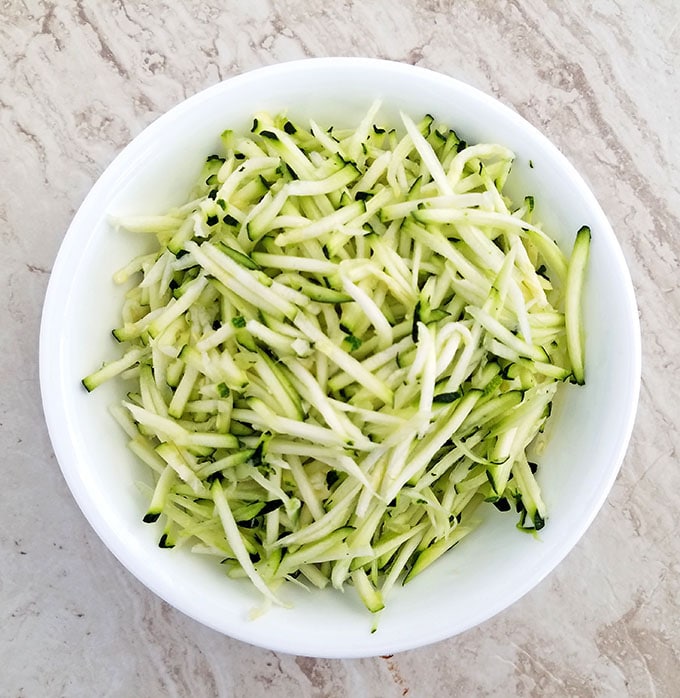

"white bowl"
[40,57,640,658]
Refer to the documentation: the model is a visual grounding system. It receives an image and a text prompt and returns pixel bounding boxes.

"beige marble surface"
[2,0,678,695]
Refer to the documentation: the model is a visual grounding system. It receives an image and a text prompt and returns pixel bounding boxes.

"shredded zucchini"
[83,103,589,616]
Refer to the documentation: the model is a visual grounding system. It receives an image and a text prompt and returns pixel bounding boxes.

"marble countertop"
[2,1,678,695]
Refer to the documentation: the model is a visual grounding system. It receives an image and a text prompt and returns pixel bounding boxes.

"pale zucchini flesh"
[82,103,589,617]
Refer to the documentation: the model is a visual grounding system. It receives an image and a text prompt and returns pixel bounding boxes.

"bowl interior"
[40,58,640,658]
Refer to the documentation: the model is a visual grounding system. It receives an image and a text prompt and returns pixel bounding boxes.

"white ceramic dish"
[40,57,640,658]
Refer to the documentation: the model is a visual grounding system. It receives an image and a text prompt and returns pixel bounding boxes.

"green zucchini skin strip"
[83,103,589,616]
[565,226,591,385]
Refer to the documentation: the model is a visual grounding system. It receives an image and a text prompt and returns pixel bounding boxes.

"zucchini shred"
[82,103,589,617]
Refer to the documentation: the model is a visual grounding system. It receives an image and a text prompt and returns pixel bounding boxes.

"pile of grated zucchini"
[83,102,590,615]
